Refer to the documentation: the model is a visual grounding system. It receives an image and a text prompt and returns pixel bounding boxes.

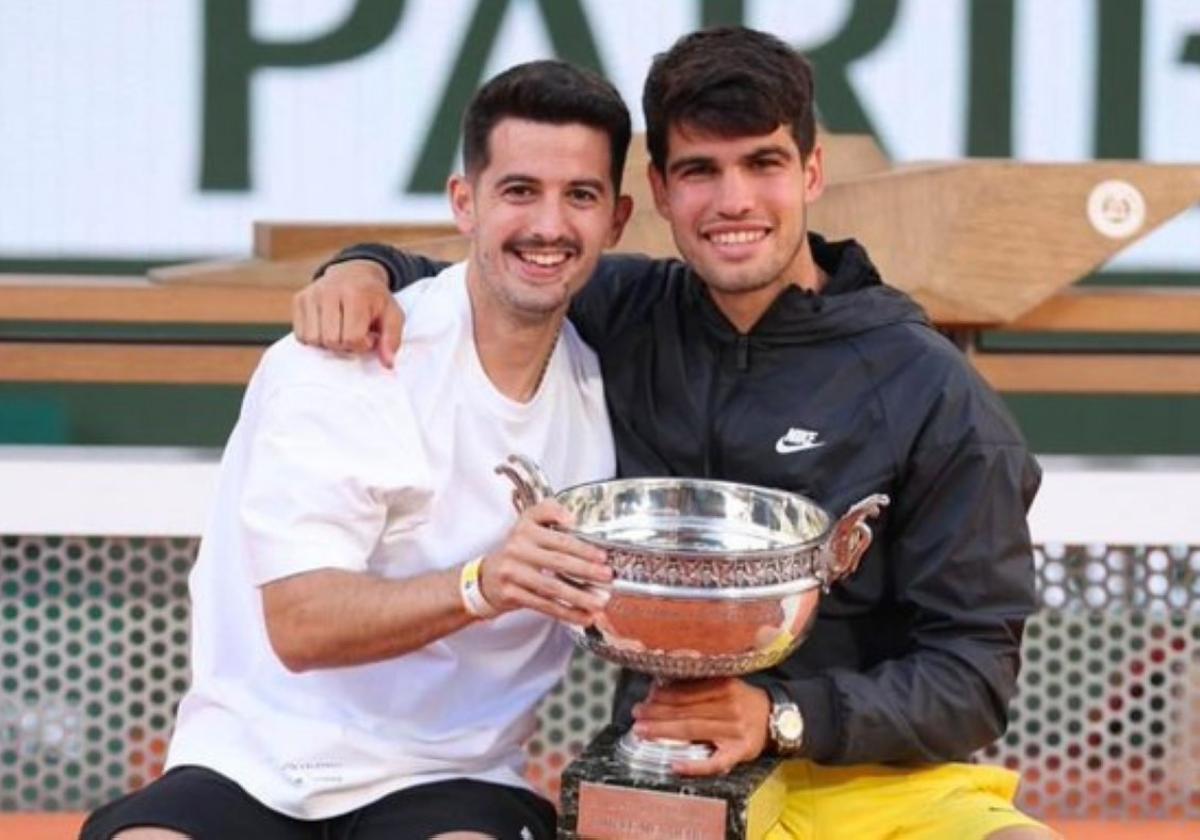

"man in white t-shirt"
[82,60,633,840]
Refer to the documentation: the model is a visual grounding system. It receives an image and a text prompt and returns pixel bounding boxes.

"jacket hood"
[687,233,930,346]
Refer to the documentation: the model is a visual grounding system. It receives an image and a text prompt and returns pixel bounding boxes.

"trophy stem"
[615,729,713,776]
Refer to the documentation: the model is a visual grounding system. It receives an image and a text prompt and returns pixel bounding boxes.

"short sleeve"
[238,382,426,586]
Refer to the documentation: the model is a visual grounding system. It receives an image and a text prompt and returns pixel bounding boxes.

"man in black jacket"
[293,27,1052,840]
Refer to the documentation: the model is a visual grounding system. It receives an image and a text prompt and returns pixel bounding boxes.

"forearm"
[802,430,1037,763]
[313,245,682,348]
[315,243,448,293]
[613,635,1018,765]
[262,565,474,672]
[779,633,1021,764]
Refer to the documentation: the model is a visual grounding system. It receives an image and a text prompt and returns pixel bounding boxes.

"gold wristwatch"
[766,684,805,754]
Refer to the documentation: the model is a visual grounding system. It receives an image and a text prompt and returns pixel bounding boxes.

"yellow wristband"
[460,555,498,619]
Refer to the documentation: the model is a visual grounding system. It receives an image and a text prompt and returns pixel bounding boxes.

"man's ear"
[448,173,475,235]
[607,194,634,247]
[803,144,825,203]
[647,161,671,221]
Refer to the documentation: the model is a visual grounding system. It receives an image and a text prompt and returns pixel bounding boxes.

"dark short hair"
[462,60,632,192]
[643,27,816,172]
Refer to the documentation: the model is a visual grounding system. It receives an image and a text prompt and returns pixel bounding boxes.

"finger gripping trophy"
[496,455,888,839]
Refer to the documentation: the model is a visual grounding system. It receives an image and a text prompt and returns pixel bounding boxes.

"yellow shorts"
[763,760,1049,840]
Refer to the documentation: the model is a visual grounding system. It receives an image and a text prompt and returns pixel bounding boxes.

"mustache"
[504,236,581,255]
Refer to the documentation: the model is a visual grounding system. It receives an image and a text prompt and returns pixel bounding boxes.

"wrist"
[766,684,805,755]
[313,251,395,288]
[356,260,390,287]
[459,555,498,619]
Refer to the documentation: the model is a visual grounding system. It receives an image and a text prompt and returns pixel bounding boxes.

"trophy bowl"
[496,455,888,772]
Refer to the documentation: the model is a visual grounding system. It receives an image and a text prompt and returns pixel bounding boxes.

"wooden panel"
[0,342,264,384]
[819,129,891,183]
[812,161,1200,325]
[3,341,1196,391]
[147,255,323,289]
[0,275,292,323]
[9,276,1191,334]
[1002,287,1200,332]
[149,235,470,288]
[971,352,1200,393]
[253,222,460,260]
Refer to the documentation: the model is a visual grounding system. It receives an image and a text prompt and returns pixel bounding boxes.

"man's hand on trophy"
[631,677,770,775]
[479,500,613,626]
[293,260,403,367]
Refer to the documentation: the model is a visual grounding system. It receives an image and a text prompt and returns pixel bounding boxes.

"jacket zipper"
[703,335,749,477]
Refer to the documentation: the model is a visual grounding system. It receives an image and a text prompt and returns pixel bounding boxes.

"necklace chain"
[530,322,563,397]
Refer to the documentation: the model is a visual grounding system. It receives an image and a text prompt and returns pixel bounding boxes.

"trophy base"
[559,726,787,840]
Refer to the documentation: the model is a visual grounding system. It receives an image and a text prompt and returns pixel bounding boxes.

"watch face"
[775,707,804,742]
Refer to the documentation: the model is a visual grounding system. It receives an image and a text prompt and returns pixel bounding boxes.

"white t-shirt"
[166,262,615,819]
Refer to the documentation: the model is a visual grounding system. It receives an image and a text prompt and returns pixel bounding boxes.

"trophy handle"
[494,454,555,513]
[818,493,890,590]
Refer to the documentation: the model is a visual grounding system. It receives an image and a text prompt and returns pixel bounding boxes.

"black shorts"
[81,765,557,840]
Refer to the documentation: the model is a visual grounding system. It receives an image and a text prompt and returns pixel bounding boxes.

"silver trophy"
[496,455,889,774]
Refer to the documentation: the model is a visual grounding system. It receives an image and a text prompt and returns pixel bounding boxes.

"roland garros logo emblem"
[1086,179,1146,239]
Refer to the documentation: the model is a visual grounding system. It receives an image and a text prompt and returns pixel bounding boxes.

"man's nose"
[715,169,754,217]
[527,197,570,240]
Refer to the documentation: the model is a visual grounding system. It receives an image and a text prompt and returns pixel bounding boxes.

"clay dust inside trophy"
[495,455,888,775]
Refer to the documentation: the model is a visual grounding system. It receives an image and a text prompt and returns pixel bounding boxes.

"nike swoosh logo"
[775,439,825,454]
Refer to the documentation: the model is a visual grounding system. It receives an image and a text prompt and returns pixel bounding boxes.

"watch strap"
[766,683,793,708]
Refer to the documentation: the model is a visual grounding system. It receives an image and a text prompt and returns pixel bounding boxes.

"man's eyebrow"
[744,144,794,161]
[568,177,607,193]
[495,173,538,187]
[494,173,608,193]
[667,155,715,175]
[668,143,796,175]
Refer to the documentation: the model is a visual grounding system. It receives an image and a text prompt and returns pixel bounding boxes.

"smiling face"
[451,118,631,325]
[649,122,825,328]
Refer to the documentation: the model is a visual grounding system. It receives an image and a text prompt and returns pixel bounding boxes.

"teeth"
[710,230,766,245]
[518,251,569,267]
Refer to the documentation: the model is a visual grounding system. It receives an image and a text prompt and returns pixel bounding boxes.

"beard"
[677,203,810,298]
[685,229,808,298]
[473,238,581,325]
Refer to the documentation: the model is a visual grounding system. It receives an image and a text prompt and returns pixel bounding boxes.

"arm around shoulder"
[295,244,450,363]
[316,243,449,292]
[568,253,686,348]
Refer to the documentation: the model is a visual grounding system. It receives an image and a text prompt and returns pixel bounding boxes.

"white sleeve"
[238,382,425,586]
